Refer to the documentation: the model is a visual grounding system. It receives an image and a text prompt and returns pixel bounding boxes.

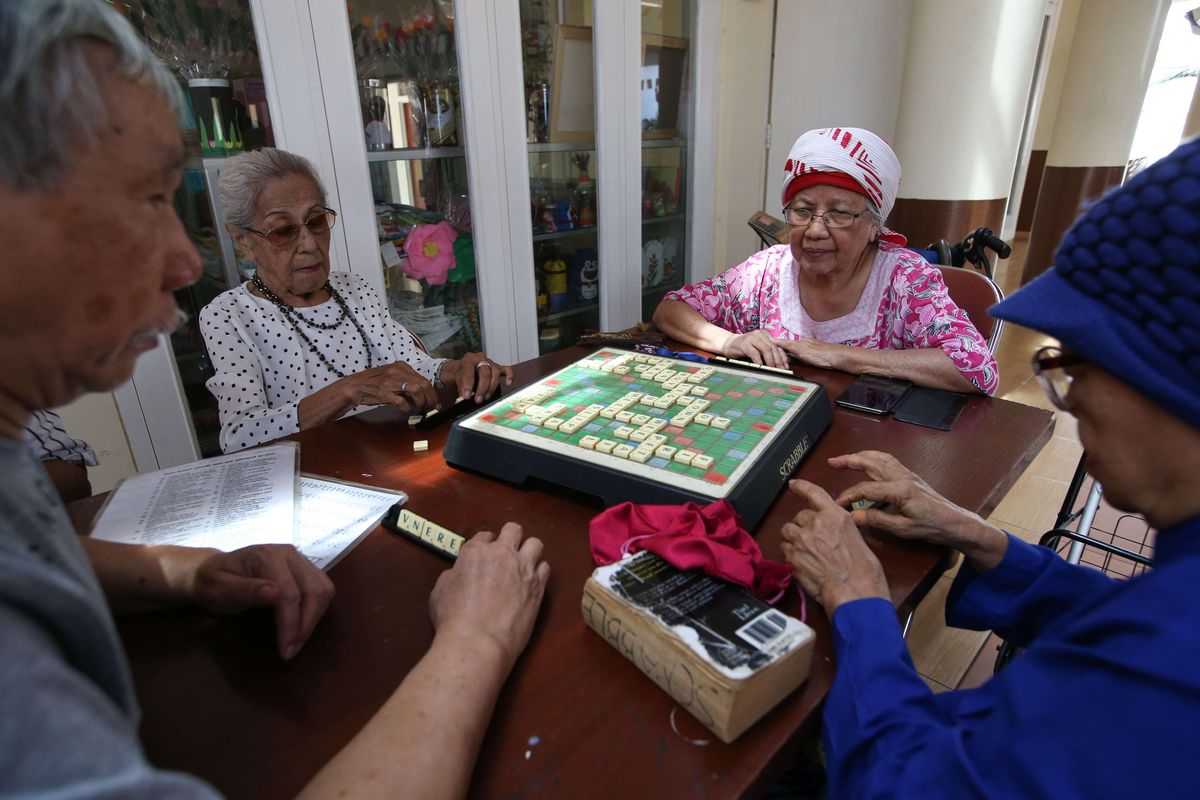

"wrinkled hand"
[191,544,335,660]
[344,362,439,413]
[774,337,837,370]
[441,352,514,403]
[780,480,890,613]
[430,522,549,671]
[723,330,789,369]
[829,451,1009,571]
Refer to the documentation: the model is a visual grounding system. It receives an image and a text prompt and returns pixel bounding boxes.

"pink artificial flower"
[403,221,458,285]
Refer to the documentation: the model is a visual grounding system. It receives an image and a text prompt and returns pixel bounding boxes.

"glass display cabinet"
[106,0,715,469]
[115,0,278,457]
[640,3,692,321]
[345,1,482,359]
[519,0,601,353]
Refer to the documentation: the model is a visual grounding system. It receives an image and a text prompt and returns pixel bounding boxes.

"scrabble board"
[444,348,831,529]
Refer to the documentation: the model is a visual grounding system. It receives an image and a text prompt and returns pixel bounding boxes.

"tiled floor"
[903,234,1144,692]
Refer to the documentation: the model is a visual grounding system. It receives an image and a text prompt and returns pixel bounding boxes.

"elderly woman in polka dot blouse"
[199,148,512,453]
[653,127,998,395]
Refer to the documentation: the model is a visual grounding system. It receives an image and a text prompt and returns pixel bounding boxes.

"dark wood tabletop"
[73,347,1054,799]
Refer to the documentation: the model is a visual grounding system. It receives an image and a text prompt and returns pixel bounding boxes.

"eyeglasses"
[1032,346,1087,410]
[244,208,338,247]
[783,206,866,229]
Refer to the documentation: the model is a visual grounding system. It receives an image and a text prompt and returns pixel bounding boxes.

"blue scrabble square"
[729,448,749,460]
[522,424,538,433]
[649,458,670,468]
[748,407,765,415]
[585,422,603,432]
[726,409,744,417]
[723,431,743,441]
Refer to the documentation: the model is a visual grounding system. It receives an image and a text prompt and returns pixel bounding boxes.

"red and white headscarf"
[781,127,901,222]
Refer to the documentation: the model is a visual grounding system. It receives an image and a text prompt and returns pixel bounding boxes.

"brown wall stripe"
[1020,164,1125,285]
[1017,149,1047,232]
[887,197,1007,252]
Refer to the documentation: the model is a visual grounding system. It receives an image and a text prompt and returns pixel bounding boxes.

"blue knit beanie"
[991,137,1200,424]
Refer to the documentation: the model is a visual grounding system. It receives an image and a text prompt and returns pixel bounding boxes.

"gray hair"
[0,0,182,191]
[218,148,328,230]
[864,200,883,228]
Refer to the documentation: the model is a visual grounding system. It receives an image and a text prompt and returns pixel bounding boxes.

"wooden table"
[78,348,1053,799]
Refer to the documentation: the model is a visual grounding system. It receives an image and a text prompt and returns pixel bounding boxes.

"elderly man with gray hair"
[0,2,548,797]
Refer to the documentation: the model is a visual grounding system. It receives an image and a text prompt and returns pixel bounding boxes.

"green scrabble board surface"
[444,348,832,528]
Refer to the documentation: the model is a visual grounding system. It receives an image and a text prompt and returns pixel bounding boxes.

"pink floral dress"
[664,242,998,394]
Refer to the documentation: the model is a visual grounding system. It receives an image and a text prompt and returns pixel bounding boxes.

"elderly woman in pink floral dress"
[653,128,997,395]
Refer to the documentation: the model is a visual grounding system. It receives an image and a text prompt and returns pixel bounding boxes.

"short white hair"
[0,0,182,191]
[218,148,328,230]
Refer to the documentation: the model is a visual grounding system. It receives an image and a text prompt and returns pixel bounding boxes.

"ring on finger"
[400,381,408,394]
[476,361,492,371]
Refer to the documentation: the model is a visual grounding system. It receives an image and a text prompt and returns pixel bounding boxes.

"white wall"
[709,0,775,276]
[1032,0,1081,151]
[1047,0,1171,167]
[55,393,136,493]
[765,0,912,212]
[893,0,1045,200]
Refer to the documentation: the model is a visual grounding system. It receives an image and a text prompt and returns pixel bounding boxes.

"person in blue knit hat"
[776,136,1200,798]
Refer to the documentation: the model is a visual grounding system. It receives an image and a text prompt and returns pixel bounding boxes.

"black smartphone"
[834,375,913,415]
[892,387,968,431]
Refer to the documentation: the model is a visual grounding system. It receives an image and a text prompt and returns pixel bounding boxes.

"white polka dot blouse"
[199,271,446,453]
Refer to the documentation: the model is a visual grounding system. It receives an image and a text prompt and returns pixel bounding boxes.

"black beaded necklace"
[250,273,374,378]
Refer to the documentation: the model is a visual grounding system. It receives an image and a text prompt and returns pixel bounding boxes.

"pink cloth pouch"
[589,499,793,604]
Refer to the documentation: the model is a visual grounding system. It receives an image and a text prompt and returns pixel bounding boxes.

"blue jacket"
[824,520,1200,799]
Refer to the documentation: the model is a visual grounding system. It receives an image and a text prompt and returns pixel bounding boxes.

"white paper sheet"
[296,475,406,570]
[90,443,299,550]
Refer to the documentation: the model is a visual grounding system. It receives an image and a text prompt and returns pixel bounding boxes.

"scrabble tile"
[691,385,709,395]
[674,449,696,464]
[579,435,600,449]
[630,429,649,442]
[655,445,678,459]
[613,366,630,375]
[615,410,635,423]
[711,416,731,429]
[595,439,617,453]
[543,417,563,430]
[695,412,713,425]
[599,407,617,419]
[629,448,652,463]
[413,440,429,452]
[614,425,635,439]
[613,444,635,459]
[631,414,651,426]
[692,454,715,470]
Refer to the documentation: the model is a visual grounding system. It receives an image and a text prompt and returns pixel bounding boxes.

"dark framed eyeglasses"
[783,206,866,229]
[244,208,338,247]
[1032,346,1087,410]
